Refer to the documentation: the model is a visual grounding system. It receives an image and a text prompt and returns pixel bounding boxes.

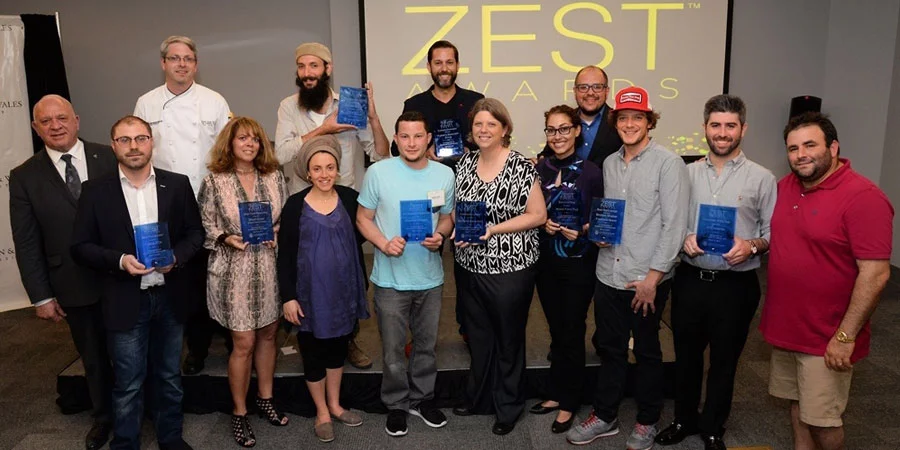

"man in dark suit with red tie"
[9,94,118,450]
[71,115,204,450]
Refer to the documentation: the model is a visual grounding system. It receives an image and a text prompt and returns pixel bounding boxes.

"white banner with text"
[0,15,34,312]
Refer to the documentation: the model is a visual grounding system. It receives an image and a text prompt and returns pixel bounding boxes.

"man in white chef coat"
[134,35,231,375]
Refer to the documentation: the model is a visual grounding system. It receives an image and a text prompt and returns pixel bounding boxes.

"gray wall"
[730,0,899,184]
[728,0,829,178]
[1,0,332,142]
[881,6,900,266]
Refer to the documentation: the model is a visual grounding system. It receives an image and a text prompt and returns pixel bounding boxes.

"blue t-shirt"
[358,157,455,290]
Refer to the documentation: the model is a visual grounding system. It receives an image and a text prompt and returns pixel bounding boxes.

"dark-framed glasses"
[574,83,609,93]
[544,125,575,136]
[113,135,151,145]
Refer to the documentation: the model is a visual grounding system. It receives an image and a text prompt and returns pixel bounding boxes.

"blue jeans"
[108,288,184,450]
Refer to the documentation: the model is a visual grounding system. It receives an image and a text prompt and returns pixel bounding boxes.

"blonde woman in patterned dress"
[198,117,288,447]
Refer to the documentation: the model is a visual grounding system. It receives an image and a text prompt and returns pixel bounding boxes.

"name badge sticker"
[427,190,445,208]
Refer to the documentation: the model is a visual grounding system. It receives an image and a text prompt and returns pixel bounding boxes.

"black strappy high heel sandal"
[231,414,256,447]
[256,397,289,426]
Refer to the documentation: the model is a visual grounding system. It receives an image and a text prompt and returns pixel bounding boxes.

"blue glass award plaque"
[549,188,582,231]
[239,201,275,245]
[696,204,737,255]
[455,201,487,243]
[434,118,464,158]
[134,222,175,268]
[337,86,368,129]
[588,198,626,245]
[400,199,433,242]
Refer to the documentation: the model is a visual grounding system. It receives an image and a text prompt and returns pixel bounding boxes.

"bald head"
[32,95,80,152]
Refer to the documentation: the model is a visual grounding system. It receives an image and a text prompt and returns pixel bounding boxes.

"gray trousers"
[373,285,443,411]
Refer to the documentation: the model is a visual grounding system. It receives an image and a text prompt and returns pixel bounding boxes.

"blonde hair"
[160,35,197,59]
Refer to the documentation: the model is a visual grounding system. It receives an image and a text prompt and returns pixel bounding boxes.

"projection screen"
[362,0,732,156]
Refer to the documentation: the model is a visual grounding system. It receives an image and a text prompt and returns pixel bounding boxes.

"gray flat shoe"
[332,410,363,427]
[315,421,334,443]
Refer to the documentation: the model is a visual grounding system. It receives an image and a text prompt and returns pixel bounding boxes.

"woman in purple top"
[276,136,370,443]
[530,105,604,434]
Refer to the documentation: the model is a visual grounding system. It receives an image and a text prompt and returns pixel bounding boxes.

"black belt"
[681,263,753,282]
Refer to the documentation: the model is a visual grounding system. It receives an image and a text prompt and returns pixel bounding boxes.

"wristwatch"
[835,330,856,343]
[749,241,758,255]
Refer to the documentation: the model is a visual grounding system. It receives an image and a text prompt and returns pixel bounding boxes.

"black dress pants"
[458,265,536,424]
[535,254,595,412]
[671,263,760,436]
[62,302,113,422]
[592,279,670,426]
[184,249,230,359]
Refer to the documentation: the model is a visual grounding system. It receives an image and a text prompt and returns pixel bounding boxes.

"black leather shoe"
[655,421,698,445]
[492,421,515,435]
[528,401,559,415]
[85,421,111,450]
[703,434,727,450]
[551,416,575,434]
[452,406,474,417]
[182,354,205,375]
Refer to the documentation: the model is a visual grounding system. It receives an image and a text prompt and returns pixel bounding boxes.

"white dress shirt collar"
[46,139,85,165]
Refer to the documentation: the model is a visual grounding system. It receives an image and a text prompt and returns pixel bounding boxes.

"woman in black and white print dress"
[451,98,546,435]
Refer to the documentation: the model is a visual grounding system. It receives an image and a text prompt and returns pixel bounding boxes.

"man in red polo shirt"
[760,112,893,450]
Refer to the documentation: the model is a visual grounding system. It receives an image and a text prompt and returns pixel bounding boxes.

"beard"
[705,133,742,157]
[296,72,332,111]
[791,153,833,183]
[430,69,457,89]
[579,103,603,117]
[401,148,427,164]
[118,151,151,170]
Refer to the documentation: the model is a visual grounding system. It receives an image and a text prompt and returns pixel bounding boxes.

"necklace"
[235,167,255,175]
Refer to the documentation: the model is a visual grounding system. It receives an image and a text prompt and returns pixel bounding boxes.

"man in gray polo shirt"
[655,95,776,450]
[567,86,689,449]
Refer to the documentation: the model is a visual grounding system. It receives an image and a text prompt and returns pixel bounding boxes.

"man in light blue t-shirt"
[357,111,455,437]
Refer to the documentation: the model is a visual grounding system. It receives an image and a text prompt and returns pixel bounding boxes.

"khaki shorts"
[768,347,853,427]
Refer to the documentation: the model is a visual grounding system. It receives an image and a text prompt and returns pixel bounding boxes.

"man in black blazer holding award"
[10,94,118,450]
[71,115,204,450]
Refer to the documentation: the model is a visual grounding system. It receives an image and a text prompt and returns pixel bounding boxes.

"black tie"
[60,154,82,199]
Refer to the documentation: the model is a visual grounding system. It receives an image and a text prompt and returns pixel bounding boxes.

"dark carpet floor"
[2,258,899,449]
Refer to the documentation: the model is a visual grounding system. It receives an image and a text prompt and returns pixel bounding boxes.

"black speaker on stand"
[790,95,822,118]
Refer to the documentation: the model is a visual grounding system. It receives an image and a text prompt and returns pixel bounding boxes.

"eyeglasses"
[164,55,196,64]
[544,125,575,136]
[574,83,609,93]
[113,135,151,145]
